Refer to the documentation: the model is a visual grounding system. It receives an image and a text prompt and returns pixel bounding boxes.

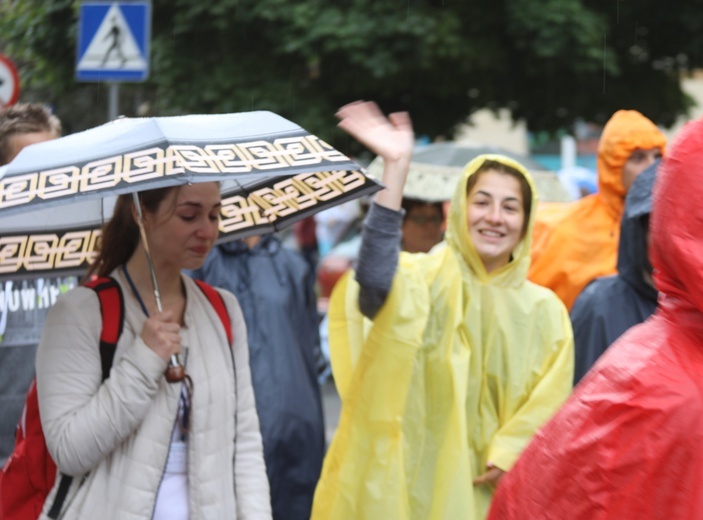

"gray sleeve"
[355,202,404,319]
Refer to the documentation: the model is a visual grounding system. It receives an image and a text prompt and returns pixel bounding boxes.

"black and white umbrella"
[0,111,380,279]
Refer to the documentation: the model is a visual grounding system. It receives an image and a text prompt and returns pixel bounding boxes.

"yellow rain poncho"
[311,155,574,519]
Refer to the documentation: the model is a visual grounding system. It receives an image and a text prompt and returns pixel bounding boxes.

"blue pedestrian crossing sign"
[76,1,151,82]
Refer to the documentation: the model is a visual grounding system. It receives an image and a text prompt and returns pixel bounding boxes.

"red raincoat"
[488,118,703,519]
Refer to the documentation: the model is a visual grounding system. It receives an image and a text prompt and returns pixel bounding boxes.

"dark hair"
[85,187,177,280]
[0,103,62,165]
[466,159,532,235]
[401,198,444,222]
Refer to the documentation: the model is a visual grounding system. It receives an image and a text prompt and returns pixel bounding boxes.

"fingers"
[388,111,413,132]
[335,100,384,123]
[336,101,387,141]
[141,311,182,362]
[472,472,489,486]
[472,467,505,487]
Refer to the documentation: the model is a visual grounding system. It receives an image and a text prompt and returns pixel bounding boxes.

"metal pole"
[108,82,119,121]
[131,192,185,382]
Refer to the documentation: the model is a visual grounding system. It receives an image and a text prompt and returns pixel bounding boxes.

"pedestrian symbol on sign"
[101,16,128,67]
[77,4,146,71]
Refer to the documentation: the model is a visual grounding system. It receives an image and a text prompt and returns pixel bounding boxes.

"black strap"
[47,474,73,519]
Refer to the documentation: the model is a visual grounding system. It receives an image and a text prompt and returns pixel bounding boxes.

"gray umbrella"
[367,141,571,203]
[0,112,380,280]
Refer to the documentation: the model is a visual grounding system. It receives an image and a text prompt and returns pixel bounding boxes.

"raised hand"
[336,101,414,163]
[336,101,414,211]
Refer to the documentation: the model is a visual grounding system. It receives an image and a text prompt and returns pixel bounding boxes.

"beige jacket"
[36,270,271,519]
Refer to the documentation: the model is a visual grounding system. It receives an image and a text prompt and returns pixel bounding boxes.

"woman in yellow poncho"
[311,102,574,519]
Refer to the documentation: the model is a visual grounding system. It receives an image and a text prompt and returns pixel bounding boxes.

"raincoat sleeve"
[487,296,574,472]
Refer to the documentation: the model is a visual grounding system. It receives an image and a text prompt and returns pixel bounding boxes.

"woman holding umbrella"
[311,102,573,519]
[34,183,271,519]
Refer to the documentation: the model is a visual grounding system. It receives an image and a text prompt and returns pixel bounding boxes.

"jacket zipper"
[149,412,181,520]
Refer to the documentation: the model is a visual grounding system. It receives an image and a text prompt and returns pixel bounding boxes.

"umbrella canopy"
[367,141,571,203]
[0,112,379,279]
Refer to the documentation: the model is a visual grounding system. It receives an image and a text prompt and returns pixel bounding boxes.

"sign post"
[0,54,20,108]
[76,1,151,120]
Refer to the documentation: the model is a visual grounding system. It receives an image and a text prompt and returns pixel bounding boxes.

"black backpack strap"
[193,279,233,345]
[85,276,124,381]
[47,474,73,519]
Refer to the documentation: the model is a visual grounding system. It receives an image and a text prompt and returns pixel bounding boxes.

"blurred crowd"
[1,97,702,520]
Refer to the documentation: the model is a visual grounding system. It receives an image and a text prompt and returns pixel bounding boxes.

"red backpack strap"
[193,279,233,345]
[48,278,123,517]
[84,276,124,381]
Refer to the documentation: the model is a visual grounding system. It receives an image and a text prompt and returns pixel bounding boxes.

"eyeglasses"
[406,215,443,226]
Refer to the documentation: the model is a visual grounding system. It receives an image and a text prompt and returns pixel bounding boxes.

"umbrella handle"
[132,193,186,384]
[166,358,186,382]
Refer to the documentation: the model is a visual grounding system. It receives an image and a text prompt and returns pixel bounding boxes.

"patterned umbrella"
[0,112,379,279]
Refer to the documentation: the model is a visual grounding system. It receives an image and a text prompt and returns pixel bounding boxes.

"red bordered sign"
[0,54,20,107]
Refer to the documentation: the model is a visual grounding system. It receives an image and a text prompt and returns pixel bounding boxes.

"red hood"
[651,117,703,321]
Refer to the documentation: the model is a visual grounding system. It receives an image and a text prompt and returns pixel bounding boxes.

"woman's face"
[466,170,525,273]
[145,182,221,271]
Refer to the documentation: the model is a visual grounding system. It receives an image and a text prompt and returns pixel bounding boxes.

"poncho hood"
[445,154,537,287]
[651,117,703,321]
[597,110,666,217]
[617,160,658,301]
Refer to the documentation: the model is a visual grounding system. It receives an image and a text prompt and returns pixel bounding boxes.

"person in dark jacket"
[190,234,325,520]
[571,161,659,384]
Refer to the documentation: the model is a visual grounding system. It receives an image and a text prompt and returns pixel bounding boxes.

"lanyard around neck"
[122,265,150,317]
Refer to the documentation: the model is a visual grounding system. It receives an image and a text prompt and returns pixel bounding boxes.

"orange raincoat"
[528,110,666,310]
[488,116,703,520]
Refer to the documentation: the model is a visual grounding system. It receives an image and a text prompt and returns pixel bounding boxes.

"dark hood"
[616,160,658,302]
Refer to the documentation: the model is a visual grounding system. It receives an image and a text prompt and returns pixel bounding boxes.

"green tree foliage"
[1,0,700,145]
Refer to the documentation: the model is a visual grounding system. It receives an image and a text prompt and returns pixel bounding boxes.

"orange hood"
[597,110,666,217]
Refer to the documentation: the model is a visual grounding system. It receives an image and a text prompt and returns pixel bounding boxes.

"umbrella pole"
[132,193,185,383]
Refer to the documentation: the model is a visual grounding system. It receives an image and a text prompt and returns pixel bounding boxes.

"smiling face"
[144,182,222,272]
[466,170,526,273]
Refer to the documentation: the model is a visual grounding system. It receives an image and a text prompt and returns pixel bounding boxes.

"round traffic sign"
[0,54,20,107]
